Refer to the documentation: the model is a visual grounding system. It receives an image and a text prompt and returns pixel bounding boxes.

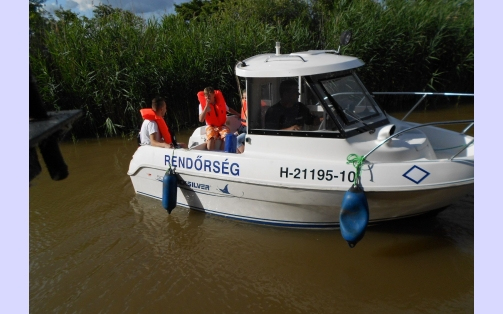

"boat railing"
[372,92,474,122]
[364,120,474,161]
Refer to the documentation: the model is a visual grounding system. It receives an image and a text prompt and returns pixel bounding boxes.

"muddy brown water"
[29,104,474,313]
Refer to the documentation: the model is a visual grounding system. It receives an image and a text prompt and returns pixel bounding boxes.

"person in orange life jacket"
[139,96,186,148]
[198,86,240,151]
[149,97,186,148]
[235,89,248,153]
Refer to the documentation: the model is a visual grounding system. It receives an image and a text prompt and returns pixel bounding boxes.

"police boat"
[127,33,474,230]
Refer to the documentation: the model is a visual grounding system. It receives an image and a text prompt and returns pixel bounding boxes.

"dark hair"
[204,86,215,95]
[279,79,298,97]
[151,96,166,111]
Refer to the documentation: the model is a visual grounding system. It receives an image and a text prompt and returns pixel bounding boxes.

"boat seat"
[191,139,225,151]
[189,115,241,151]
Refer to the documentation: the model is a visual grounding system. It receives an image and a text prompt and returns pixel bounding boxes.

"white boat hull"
[128,133,473,228]
[132,172,472,228]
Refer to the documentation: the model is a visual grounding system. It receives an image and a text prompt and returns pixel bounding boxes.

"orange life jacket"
[241,99,247,126]
[198,90,227,127]
[140,108,172,144]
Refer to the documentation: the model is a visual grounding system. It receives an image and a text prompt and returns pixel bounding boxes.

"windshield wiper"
[343,109,375,134]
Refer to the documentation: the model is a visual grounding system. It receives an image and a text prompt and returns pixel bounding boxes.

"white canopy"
[235,50,365,78]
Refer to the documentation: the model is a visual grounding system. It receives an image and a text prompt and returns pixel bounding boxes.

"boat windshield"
[307,71,383,129]
[319,75,378,122]
[244,71,387,138]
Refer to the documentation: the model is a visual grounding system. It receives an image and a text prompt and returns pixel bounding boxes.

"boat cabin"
[236,50,390,139]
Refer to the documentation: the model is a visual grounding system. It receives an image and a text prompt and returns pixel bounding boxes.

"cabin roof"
[235,50,365,78]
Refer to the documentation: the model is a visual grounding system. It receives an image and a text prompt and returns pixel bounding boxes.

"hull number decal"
[280,167,356,182]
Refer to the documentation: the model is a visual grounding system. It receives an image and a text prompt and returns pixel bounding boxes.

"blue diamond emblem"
[403,165,430,184]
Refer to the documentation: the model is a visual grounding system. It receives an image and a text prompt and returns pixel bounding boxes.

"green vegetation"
[29,0,474,139]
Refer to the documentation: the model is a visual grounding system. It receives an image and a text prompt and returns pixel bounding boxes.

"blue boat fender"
[340,185,369,248]
[340,153,369,248]
[162,168,177,214]
[224,133,237,153]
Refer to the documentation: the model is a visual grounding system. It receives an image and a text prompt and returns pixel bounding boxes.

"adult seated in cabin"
[139,96,185,148]
[264,79,316,131]
[198,86,240,151]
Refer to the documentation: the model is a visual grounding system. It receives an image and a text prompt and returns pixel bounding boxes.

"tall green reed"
[29,0,473,139]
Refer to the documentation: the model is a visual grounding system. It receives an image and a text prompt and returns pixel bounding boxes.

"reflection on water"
[30,105,473,313]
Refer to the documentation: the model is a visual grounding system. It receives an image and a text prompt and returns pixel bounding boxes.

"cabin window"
[241,71,388,138]
[243,72,386,137]
[246,78,275,130]
[315,73,380,126]
[246,77,333,134]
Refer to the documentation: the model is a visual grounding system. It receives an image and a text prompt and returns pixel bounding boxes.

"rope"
[346,154,366,187]
[166,149,175,174]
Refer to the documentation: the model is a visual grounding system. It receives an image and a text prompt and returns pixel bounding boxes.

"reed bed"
[29,0,473,138]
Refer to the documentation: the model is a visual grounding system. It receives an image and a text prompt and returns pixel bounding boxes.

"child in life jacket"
[198,87,239,151]
[139,96,185,148]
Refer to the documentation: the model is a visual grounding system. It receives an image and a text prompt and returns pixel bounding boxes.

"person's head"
[204,87,215,104]
[279,79,300,102]
[242,89,247,101]
[152,96,167,116]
